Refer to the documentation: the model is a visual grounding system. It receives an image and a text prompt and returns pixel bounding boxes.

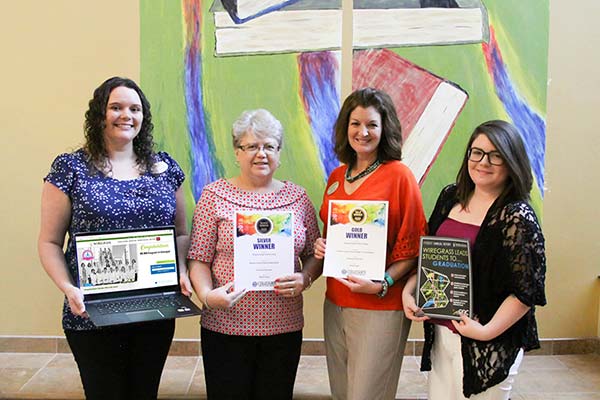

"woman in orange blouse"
[314,88,427,400]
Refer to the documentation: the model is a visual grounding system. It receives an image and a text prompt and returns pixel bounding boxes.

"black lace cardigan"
[420,184,546,397]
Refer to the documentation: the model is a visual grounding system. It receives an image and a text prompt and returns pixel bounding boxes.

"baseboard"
[1,335,599,356]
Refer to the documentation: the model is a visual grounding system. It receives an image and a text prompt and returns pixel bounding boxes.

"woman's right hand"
[204,282,246,309]
[313,237,326,259]
[402,275,429,322]
[65,285,88,318]
[402,289,429,322]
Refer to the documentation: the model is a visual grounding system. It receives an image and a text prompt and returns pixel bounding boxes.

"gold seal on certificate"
[416,236,472,320]
[234,210,294,291]
[322,200,388,280]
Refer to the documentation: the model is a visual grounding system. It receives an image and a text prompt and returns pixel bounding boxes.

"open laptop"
[74,226,201,327]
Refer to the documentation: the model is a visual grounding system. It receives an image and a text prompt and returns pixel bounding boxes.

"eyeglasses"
[467,147,504,166]
[237,143,280,155]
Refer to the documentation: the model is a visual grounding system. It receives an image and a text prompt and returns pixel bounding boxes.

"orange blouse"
[319,161,427,310]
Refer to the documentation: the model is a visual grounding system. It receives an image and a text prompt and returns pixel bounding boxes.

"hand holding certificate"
[322,200,388,281]
[234,210,294,291]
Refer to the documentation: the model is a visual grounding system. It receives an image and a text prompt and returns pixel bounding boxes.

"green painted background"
[140,0,548,221]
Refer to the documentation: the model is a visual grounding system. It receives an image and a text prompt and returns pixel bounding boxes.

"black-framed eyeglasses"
[237,143,280,155]
[467,147,504,166]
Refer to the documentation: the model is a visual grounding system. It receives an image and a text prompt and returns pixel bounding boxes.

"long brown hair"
[83,77,155,173]
[456,120,533,208]
[333,87,403,166]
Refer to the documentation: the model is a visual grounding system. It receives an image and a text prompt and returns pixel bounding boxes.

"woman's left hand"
[179,272,193,298]
[451,314,489,341]
[274,273,306,297]
[335,275,381,295]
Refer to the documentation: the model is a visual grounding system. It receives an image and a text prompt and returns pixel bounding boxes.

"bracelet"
[203,292,212,310]
[384,272,395,287]
[376,279,389,298]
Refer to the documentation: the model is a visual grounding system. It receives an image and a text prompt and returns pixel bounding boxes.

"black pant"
[201,327,302,400]
[65,319,175,400]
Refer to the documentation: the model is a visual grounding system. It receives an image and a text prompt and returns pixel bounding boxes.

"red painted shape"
[481,25,501,74]
[353,49,442,141]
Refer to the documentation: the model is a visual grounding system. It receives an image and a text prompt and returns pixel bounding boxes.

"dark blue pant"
[201,327,302,400]
[65,319,175,400]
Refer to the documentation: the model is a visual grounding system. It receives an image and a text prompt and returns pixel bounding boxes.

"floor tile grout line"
[556,356,596,376]
[3,353,599,399]
[184,356,201,396]
[554,354,575,370]
[17,352,57,393]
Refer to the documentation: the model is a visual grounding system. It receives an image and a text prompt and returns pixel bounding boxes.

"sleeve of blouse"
[389,168,428,262]
[428,184,456,234]
[44,153,75,196]
[187,188,218,264]
[503,203,547,307]
[159,152,185,190]
[320,172,338,238]
[300,191,320,259]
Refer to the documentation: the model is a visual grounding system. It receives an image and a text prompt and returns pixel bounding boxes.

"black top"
[421,184,546,397]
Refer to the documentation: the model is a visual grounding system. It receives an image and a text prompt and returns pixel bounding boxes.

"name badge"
[327,181,340,195]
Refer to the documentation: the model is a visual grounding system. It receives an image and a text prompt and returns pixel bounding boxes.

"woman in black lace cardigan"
[402,120,546,399]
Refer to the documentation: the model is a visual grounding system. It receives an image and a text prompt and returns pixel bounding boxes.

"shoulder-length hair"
[333,87,403,166]
[83,76,155,173]
[456,120,533,208]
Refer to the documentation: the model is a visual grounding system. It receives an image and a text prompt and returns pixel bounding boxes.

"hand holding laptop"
[75,227,202,327]
[65,285,88,318]
[179,272,193,298]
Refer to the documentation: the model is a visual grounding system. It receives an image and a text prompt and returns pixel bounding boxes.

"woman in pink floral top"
[188,109,322,399]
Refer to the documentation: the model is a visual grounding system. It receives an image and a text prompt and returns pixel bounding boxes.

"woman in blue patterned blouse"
[38,77,191,399]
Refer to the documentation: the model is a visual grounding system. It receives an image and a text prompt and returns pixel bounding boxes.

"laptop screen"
[74,227,179,296]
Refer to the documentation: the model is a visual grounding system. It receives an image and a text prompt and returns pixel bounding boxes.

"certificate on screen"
[234,210,294,291]
[323,200,388,280]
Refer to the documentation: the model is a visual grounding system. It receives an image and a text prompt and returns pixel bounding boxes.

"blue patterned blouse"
[44,149,185,330]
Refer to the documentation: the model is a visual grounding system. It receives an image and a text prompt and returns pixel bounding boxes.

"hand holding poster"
[234,211,294,291]
[417,236,472,320]
[322,200,388,280]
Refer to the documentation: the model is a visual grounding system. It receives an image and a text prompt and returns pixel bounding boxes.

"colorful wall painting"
[220,0,303,24]
[140,0,548,220]
[352,48,468,186]
[352,0,489,48]
[212,0,342,56]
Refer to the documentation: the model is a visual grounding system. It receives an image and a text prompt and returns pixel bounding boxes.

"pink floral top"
[188,179,320,336]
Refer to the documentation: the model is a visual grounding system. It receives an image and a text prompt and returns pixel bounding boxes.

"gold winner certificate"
[323,200,388,280]
[234,210,294,291]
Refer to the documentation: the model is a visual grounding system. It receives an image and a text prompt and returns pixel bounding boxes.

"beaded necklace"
[344,159,381,183]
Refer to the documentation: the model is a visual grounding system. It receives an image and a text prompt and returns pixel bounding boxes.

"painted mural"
[140,0,549,219]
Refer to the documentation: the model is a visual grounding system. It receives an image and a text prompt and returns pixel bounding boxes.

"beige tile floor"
[1,353,599,399]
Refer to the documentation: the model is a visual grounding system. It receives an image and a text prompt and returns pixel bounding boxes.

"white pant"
[428,324,523,400]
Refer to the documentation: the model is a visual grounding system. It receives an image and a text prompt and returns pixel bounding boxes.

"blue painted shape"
[184,2,224,199]
[222,0,302,24]
[298,52,340,178]
[484,31,546,195]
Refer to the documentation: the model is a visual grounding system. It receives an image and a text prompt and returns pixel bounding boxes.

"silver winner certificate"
[323,200,388,280]
[234,210,294,291]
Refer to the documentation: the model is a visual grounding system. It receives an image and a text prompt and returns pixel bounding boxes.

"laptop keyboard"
[95,296,183,315]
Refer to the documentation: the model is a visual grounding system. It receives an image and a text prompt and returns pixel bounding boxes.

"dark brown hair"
[333,87,403,166]
[456,120,533,207]
[83,77,155,173]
